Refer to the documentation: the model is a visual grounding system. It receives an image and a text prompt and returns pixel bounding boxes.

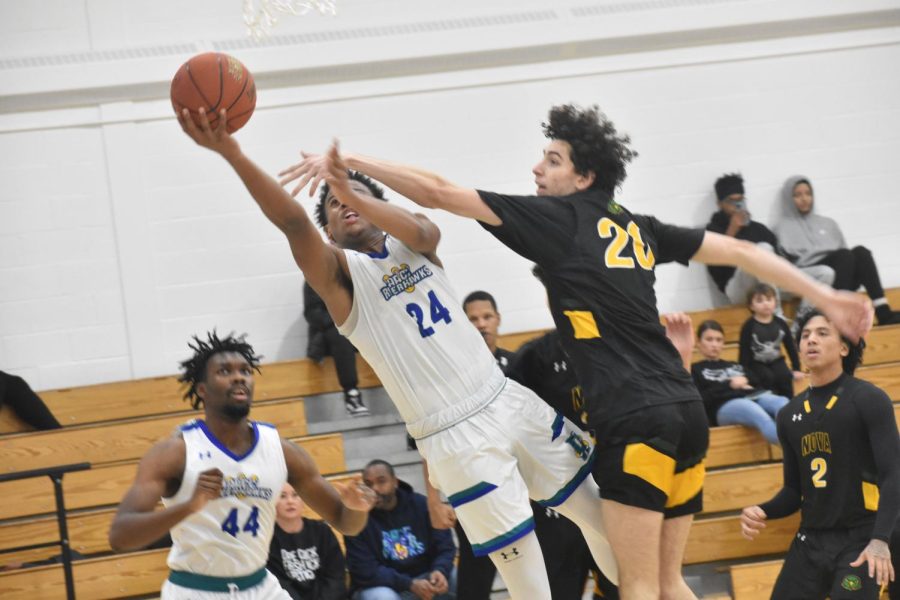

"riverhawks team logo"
[380,263,434,300]
[841,574,862,591]
[221,473,274,501]
[607,199,624,215]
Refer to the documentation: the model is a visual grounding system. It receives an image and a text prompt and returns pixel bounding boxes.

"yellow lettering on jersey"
[627,221,656,270]
[862,481,880,511]
[597,218,634,269]
[563,310,601,340]
[801,431,832,457]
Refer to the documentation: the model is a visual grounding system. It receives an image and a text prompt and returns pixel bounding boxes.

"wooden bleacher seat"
[0,356,379,435]
[684,512,799,565]
[730,560,783,600]
[1,399,307,475]
[0,431,346,522]
[0,547,169,600]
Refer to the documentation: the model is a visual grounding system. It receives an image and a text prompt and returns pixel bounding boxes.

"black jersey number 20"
[597,218,655,270]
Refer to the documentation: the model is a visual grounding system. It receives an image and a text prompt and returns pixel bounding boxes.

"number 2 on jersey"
[221,506,260,537]
[810,457,828,488]
[406,290,452,338]
[597,218,655,270]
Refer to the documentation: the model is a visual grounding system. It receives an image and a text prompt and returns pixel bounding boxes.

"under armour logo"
[797,533,806,542]
[227,583,239,593]
[553,361,567,372]
[545,508,561,519]
[500,547,520,561]
[792,413,803,422]
[199,450,212,459]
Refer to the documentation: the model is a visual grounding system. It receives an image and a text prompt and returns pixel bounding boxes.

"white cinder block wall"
[1,0,898,390]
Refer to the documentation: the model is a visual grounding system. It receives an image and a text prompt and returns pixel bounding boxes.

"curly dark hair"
[542,104,638,195]
[178,331,263,410]
[794,310,865,375]
[315,171,387,229]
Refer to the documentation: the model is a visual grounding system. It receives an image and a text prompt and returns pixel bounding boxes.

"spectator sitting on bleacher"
[691,319,788,445]
[706,173,834,311]
[739,284,805,399]
[775,176,900,326]
[0,370,61,431]
[268,482,347,600]
[304,281,370,417]
[346,459,456,600]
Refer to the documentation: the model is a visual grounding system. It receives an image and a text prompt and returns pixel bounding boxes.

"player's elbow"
[108,520,140,553]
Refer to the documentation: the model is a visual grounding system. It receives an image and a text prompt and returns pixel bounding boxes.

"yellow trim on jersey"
[666,461,707,508]
[804,399,811,413]
[825,395,838,409]
[862,481,880,512]
[623,443,675,494]
[563,310,601,340]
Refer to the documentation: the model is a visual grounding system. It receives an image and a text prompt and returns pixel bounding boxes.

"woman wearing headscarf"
[775,176,900,326]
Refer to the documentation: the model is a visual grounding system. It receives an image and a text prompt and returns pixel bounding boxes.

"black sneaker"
[344,389,370,417]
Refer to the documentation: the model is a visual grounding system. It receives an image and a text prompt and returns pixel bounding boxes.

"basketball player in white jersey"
[108,331,376,599]
[177,108,617,599]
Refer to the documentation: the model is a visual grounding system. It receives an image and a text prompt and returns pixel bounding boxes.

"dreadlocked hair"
[315,171,387,229]
[178,331,263,409]
[542,104,638,196]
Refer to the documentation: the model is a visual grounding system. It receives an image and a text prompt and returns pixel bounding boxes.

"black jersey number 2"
[597,218,655,270]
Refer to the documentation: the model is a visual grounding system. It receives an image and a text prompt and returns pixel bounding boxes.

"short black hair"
[363,459,395,478]
[178,331,262,410]
[714,173,745,201]
[747,283,777,306]
[794,310,865,375]
[697,319,724,338]
[542,104,637,196]
[315,171,387,228]
[463,290,498,312]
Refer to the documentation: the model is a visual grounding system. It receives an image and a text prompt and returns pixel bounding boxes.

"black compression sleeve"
[759,415,802,519]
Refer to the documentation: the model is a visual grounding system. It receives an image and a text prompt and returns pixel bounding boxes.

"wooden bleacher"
[0,356,379,435]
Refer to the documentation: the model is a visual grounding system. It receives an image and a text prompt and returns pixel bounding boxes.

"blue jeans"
[716,393,789,445]
[355,568,457,600]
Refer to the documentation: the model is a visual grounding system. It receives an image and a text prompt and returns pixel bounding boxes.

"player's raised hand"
[850,539,894,586]
[278,150,328,198]
[739,505,767,540]
[333,476,376,512]
[188,468,223,512]
[177,108,239,159]
[663,312,695,371]
[819,289,874,343]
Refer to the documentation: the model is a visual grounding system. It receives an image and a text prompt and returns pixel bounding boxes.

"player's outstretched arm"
[108,438,220,552]
[177,109,344,298]
[692,232,873,342]
[282,439,374,536]
[321,142,441,256]
[279,146,502,225]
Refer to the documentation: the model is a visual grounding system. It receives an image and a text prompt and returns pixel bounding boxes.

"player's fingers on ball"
[216,109,228,133]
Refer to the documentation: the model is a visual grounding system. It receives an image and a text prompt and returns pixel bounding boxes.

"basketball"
[170,52,256,133]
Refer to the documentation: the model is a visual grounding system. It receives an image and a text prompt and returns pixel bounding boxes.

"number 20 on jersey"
[598,218,655,270]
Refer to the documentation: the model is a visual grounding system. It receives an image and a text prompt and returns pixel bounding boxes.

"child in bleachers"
[738,283,805,399]
[692,320,789,444]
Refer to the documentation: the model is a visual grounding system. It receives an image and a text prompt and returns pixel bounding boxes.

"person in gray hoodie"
[775,176,900,326]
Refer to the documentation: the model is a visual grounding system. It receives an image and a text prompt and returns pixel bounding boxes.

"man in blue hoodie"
[347,460,457,600]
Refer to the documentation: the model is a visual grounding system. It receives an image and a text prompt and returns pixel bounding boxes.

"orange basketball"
[170,52,256,133]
